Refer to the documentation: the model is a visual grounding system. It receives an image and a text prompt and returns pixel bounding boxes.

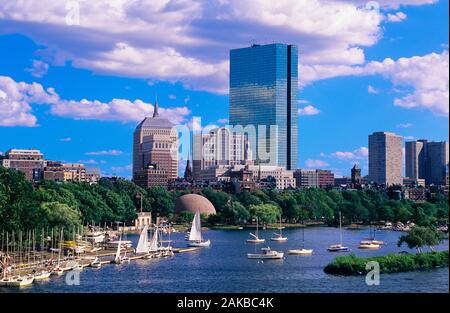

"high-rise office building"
[426,141,449,185]
[132,102,178,188]
[192,127,252,181]
[405,140,425,181]
[229,43,298,170]
[368,131,403,186]
[405,140,449,186]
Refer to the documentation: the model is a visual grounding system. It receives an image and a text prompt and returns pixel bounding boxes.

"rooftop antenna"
[153,94,159,118]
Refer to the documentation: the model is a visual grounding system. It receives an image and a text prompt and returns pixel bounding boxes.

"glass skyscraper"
[229,43,298,170]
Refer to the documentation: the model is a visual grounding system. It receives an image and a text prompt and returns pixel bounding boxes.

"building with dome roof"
[132,101,178,188]
[174,194,216,217]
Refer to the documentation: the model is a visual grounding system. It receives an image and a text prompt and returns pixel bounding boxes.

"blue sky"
[0,0,448,178]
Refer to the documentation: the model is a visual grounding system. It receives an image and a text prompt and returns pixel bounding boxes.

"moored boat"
[270,216,287,242]
[247,247,284,259]
[187,209,211,247]
[327,244,350,252]
[246,218,265,243]
[358,241,381,249]
[328,212,350,252]
[33,270,52,280]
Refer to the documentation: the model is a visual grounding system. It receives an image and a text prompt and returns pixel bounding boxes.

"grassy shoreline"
[324,250,449,276]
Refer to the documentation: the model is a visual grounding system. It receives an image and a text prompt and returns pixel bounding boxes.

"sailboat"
[113,235,130,264]
[359,226,382,249]
[360,225,384,246]
[270,216,287,242]
[246,217,265,243]
[187,209,211,247]
[328,212,350,252]
[136,225,150,257]
[288,224,313,255]
[34,230,51,280]
[52,229,64,276]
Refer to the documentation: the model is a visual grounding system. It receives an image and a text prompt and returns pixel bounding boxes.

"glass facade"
[229,43,298,170]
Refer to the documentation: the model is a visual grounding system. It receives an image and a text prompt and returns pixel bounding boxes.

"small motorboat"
[327,244,350,252]
[247,247,284,259]
[288,249,313,255]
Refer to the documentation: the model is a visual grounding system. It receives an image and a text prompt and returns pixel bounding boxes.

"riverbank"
[324,250,449,276]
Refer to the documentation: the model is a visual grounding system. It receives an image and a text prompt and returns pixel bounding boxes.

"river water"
[2,226,448,293]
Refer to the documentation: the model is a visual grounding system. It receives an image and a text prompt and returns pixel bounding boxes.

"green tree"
[398,226,444,253]
[147,186,174,217]
[42,202,82,231]
[249,203,280,225]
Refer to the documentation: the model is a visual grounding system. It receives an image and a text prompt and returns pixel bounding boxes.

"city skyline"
[0,1,449,179]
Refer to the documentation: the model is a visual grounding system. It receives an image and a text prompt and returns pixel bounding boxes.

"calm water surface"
[2,227,448,293]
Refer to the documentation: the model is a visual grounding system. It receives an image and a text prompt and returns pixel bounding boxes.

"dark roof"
[135,116,174,129]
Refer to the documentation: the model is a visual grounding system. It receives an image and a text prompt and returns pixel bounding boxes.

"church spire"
[184,151,193,181]
[153,95,159,118]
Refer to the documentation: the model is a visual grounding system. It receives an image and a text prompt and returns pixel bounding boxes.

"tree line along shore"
[0,167,448,234]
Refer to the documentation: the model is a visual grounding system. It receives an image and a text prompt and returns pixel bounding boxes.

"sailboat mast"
[339,212,343,246]
[302,224,305,248]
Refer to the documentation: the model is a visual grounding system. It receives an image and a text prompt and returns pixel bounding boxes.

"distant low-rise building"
[334,176,352,187]
[1,149,45,181]
[294,169,334,188]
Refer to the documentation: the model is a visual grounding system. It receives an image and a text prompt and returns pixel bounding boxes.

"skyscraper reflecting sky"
[229,43,298,170]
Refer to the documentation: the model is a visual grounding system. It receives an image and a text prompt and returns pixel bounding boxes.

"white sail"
[148,228,159,251]
[136,226,149,254]
[114,236,122,262]
[189,209,202,242]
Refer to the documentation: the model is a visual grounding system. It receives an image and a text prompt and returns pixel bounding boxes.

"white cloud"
[111,164,132,173]
[0,75,191,126]
[367,85,379,94]
[396,122,413,128]
[59,137,72,142]
[86,149,123,156]
[0,75,59,127]
[298,105,321,116]
[26,60,49,78]
[404,135,416,140]
[77,159,106,165]
[0,0,425,94]
[305,159,329,168]
[331,146,368,160]
[0,0,443,110]
[370,51,449,116]
[387,12,407,22]
[168,94,177,100]
[305,51,449,116]
[217,118,229,124]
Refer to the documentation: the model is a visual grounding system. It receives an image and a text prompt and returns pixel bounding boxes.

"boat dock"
[172,247,201,253]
